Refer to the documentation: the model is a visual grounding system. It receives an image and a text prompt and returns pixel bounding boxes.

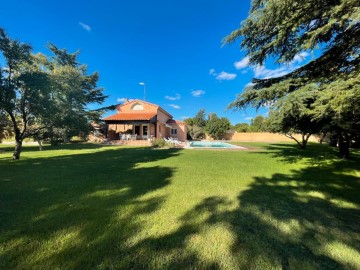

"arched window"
[131,103,144,110]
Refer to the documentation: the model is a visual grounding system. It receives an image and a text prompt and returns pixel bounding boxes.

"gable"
[117,100,158,113]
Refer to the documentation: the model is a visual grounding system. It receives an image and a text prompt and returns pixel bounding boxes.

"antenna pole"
[144,83,146,101]
[139,82,146,101]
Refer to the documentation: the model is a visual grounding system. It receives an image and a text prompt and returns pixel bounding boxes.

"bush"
[152,138,166,148]
[152,138,174,148]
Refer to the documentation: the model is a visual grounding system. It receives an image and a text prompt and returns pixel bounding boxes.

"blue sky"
[0,0,311,124]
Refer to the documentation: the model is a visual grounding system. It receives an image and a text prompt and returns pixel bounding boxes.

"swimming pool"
[187,141,246,149]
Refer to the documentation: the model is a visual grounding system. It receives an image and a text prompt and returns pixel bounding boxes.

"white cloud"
[292,52,310,64]
[79,22,91,32]
[262,101,275,108]
[181,116,189,119]
[210,69,237,81]
[245,117,254,121]
[245,82,255,87]
[252,53,310,79]
[168,104,180,109]
[253,65,291,79]
[232,51,310,80]
[234,57,250,69]
[216,71,237,81]
[191,90,205,97]
[165,93,181,101]
[117,97,127,103]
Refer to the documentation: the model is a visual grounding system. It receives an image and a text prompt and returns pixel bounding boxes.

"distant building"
[103,99,187,142]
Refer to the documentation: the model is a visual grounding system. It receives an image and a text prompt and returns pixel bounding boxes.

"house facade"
[103,99,187,142]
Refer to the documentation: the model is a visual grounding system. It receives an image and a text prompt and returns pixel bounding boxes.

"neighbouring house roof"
[103,112,157,121]
[166,119,186,125]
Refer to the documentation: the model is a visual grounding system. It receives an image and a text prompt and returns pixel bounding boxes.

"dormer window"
[131,103,144,111]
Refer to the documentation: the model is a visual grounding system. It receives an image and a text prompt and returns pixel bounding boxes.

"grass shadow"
[0,146,180,269]
[254,142,360,165]
[126,155,360,268]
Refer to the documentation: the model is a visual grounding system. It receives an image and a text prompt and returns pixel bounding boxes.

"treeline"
[231,115,270,133]
[184,109,230,140]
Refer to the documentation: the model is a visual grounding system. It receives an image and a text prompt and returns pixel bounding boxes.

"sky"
[0,0,312,124]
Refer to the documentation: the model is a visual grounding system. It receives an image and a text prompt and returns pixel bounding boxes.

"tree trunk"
[319,132,327,144]
[299,134,306,149]
[299,133,311,149]
[37,139,43,151]
[338,132,350,159]
[13,139,23,160]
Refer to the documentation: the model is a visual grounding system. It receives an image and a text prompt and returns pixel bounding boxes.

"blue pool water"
[187,141,246,149]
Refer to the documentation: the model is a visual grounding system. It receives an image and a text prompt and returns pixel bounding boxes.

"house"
[102,99,187,142]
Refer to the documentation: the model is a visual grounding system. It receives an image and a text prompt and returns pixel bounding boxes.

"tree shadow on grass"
[127,155,360,269]
[1,142,110,151]
[0,146,180,269]
[255,142,360,165]
[1,144,359,269]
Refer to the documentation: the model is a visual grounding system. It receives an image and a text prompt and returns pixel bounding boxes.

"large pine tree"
[225,0,359,158]
[0,28,106,159]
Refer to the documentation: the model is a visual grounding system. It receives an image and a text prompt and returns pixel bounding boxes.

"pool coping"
[184,141,248,150]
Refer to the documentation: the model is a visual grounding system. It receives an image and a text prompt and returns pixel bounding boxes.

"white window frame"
[170,128,177,135]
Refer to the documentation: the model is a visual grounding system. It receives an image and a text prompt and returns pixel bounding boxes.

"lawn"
[0,143,359,269]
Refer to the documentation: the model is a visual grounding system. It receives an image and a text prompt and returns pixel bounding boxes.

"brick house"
[103,99,187,142]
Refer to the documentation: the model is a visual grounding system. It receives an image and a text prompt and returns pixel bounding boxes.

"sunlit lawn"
[0,142,359,269]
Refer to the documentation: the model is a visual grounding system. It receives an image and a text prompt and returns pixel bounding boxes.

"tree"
[234,122,250,132]
[193,109,207,128]
[205,113,231,140]
[0,109,10,142]
[225,0,359,158]
[36,44,106,145]
[266,87,326,148]
[249,115,270,132]
[0,28,106,159]
[0,29,50,159]
[184,109,207,139]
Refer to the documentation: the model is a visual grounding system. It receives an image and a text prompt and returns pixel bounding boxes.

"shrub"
[152,138,175,148]
[152,138,166,148]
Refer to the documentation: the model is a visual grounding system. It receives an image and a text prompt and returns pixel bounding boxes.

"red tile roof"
[116,99,173,118]
[103,112,157,121]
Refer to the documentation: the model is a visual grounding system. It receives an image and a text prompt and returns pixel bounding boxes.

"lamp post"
[139,82,146,101]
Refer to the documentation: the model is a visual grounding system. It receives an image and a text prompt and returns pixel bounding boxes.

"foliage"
[0,28,106,158]
[184,109,208,139]
[233,122,250,132]
[192,109,207,127]
[249,115,270,132]
[0,110,10,142]
[0,143,359,269]
[152,137,166,148]
[266,87,326,148]
[233,116,271,133]
[225,0,360,157]
[205,113,231,139]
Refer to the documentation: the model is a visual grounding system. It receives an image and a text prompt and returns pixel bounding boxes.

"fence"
[222,132,319,142]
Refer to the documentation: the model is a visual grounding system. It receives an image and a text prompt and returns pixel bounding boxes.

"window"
[170,128,177,135]
[131,103,144,110]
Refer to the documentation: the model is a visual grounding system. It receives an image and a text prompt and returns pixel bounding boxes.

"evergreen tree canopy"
[225,0,359,157]
[0,28,107,159]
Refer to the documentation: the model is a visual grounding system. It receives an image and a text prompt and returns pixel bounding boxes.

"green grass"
[1,143,359,269]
